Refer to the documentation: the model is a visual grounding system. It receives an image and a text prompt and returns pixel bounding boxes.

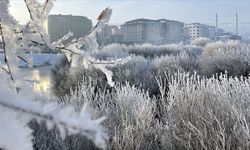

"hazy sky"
[9,0,250,35]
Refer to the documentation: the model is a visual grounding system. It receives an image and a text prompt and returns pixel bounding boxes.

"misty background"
[9,0,250,39]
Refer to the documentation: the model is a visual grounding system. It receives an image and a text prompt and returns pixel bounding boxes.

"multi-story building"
[111,25,121,36]
[121,19,150,44]
[208,26,216,39]
[0,0,9,19]
[48,15,92,43]
[121,19,185,45]
[217,28,225,35]
[184,23,208,40]
[97,25,122,46]
[184,23,225,41]
[97,24,112,45]
[216,32,242,41]
[158,19,185,43]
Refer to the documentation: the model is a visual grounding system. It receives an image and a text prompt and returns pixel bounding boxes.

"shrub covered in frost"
[54,50,202,97]
[51,72,250,150]
[110,55,159,95]
[98,43,201,58]
[160,73,250,150]
[191,37,211,47]
[152,52,200,76]
[60,80,159,150]
[201,41,250,77]
[92,44,129,60]
[52,57,108,97]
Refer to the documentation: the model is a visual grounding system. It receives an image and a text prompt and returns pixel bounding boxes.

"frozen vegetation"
[0,0,113,149]
[50,41,250,150]
[0,0,250,150]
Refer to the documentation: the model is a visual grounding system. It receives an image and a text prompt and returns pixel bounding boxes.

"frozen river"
[19,67,53,96]
[0,53,63,96]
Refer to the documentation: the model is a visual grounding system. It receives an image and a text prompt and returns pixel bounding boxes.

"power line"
[204,22,250,25]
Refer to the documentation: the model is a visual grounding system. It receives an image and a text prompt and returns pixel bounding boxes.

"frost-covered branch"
[0,0,114,149]
[0,19,20,93]
[0,93,107,149]
[62,8,112,50]
[21,0,127,88]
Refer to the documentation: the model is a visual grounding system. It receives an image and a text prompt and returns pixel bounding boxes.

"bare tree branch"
[0,19,20,93]
[0,100,101,145]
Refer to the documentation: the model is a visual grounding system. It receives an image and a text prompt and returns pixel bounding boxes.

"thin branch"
[0,100,97,141]
[23,0,34,32]
[17,56,30,65]
[90,59,124,65]
[23,0,35,20]
[14,30,36,34]
[40,0,50,16]
[63,21,101,49]
[1,66,10,74]
[29,39,81,55]
[0,19,20,93]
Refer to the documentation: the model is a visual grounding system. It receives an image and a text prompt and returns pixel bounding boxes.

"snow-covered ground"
[0,53,63,68]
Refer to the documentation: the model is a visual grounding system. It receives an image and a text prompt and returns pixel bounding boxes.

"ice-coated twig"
[0,97,107,149]
[0,19,20,93]
[62,8,112,50]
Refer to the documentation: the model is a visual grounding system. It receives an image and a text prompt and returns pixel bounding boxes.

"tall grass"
[37,72,249,150]
[201,41,250,77]
[162,73,250,149]
[42,41,250,149]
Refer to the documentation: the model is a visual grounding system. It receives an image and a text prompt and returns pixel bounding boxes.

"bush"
[161,73,250,150]
[201,41,250,77]
[100,43,201,58]
[191,37,211,47]
[49,41,250,149]
[110,55,159,95]
[53,73,250,150]
[91,44,129,60]
[52,56,108,97]
[152,52,200,76]
[59,81,159,150]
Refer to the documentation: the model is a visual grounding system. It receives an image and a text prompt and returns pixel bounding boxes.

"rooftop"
[122,18,184,25]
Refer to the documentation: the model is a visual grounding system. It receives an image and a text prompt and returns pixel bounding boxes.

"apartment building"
[48,15,92,43]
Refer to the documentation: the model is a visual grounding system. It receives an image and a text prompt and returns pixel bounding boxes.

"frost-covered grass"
[43,72,250,150]
[163,73,250,149]
[2,32,250,150]
[1,0,249,148]
[93,43,202,59]
[201,41,250,77]
[47,41,250,149]
[54,41,250,97]
[191,37,211,47]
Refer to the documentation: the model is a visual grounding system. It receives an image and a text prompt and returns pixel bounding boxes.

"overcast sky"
[9,0,250,36]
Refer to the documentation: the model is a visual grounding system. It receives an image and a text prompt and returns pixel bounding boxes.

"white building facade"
[121,19,185,45]
[184,23,224,41]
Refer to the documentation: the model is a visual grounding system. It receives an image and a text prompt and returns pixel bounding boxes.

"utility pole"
[216,13,218,35]
[236,12,239,35]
